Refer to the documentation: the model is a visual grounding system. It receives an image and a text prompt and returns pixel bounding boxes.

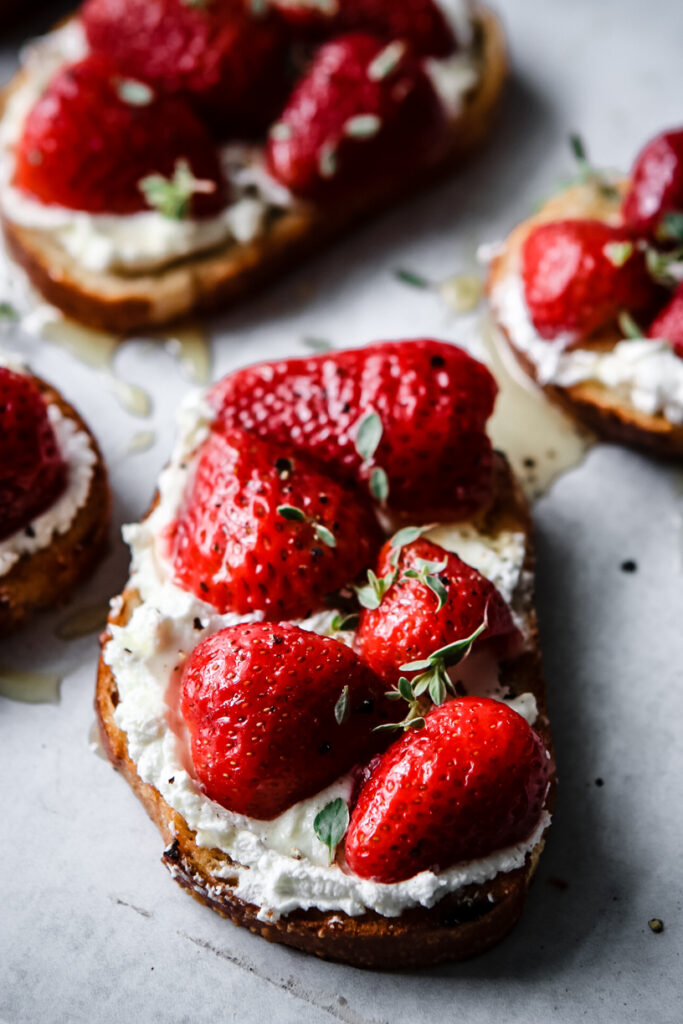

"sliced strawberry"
[273,0,457,58]
[14,55,227,216]
[622,128,683,236]
[169,425,382,619]
[209,340,497,521]
[265,32,446,199]
[648,283,683,357]
[81,0,287,135]
[356,537,515,687]
[521,219,660,341]
[180,621,392,819]
[345,696,551,882]
[0,368,67,541]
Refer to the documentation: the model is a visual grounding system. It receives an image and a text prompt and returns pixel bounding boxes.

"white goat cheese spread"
[104,387,548,921]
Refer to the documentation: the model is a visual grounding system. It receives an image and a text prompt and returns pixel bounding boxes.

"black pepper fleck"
[648,918,664,933]
[621,560,637,573]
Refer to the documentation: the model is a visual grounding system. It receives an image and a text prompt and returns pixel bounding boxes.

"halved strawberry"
[0,368,67,541]
[265,32,446,199]
[622,128,683,236]
[272,0,457,57]
[648,283,683,357]
[209,340,497,521]
[180,621,391,819]
[521,219,660,341]
[81,0,287,135]
[168,425,382,619]
[356,536,516,688]
[14,55,227,216]
[345,696,551,882]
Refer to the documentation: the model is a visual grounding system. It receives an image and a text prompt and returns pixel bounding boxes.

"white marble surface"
[1,1,682,1021]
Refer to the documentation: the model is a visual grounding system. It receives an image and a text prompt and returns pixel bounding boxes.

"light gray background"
[1,1,681,1021]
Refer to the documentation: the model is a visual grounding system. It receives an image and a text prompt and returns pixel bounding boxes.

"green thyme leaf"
[406,717,426,730]
[397,676,414,701]
[394,268,431,289]
[428,673,447,706]
[139,159,216,220]
[603,241,633,267]
[313,798,349,863]
[645,244,683,286]
[0,301,18,321]
[367,40,406,81]
[344,114,381,139]
[313,523,337,548]
[388,524,431,567]
[657,211,683,244]
[618,311,643,339]
[330,612,360,632]
[568,133,619,200]
[569,133,587,164]
[355,410,383,463]
[302,336,334,353]
[334,685,350,725]
[424,574,448,610]
[114,77,154,106]
[318,141,338,179]
[369,466,389,503]
[277,505,306,522]
[354,568,395,610]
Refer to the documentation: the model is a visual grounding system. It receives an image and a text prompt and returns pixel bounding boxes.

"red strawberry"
[345,696,551,882]
[0,368,67,541]
[648,283,683,357]
[622,128,683,236]
[265,33,446,199]
[180,621,392,818]
[169,425,382,619]
[81,0,287,135]
[209,340,497,521]
[521,219,660,341]
[14,55,227,216]
[273,0,457,58]
[356,537,516,687]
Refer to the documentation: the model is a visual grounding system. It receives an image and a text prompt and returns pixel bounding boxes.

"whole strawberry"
[209,340,497,521]
[14,55,227,216]
[648,283,683,357]
[169,425,382,618]
[345,696,551,882]
[356,536,515,688]
[521,219,660,341]
[81,0,286,135]
[622,128,683,236]
[265,33,446,198]
[0,368,67,541]
[273,0,457,57]
[180,622,391,818]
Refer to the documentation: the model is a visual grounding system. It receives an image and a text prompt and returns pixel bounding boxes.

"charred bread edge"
[487,187,683,459]
[95,454,554,970]
[1,7,507,332]
[0,375,110,634]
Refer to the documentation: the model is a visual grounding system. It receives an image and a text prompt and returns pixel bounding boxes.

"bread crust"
[488,183,683,459]
[0,375,110,635]
[95,454,554,969]
[1,7,507,332]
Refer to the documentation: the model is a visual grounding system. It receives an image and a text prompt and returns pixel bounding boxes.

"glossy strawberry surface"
[169,425,382,619]
[0,368,67,541]
[14,55,227,215]
[622,128,683,235]
[180,622,392,819]
[81,0,287,135]
[209,340,497,521]
[521,219,660,340]
[344,696,551,882]
[265,32,445,198]
[648,283,683,357]
[273,0,457,57]
[356,537,516,685]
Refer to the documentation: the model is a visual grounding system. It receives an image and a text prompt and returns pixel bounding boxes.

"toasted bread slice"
[0,373,110,634]
[95,453,554,970]
[488,183,683,459]
[1,7,507,333]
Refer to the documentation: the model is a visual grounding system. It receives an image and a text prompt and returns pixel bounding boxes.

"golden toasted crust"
[1,8,507,332]
[0,375,110,635]
[95,454,554,969]
[488,183,683,459]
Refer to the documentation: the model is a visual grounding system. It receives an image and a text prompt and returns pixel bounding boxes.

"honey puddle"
[481,316,595,499]
[56,600,110,641]
[126,430,156,455]
[162,320,211,384]
[0,668,61,704]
